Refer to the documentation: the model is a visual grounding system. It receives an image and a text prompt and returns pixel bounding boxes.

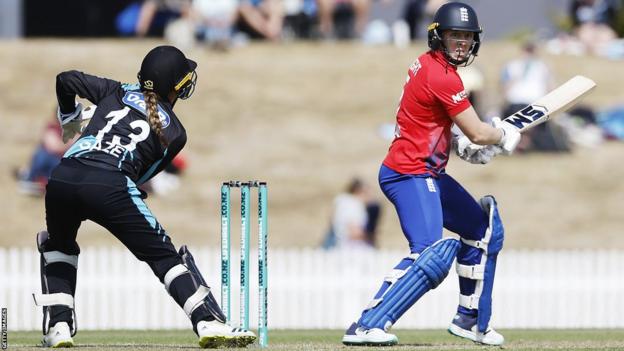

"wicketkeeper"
[33,45,255,348]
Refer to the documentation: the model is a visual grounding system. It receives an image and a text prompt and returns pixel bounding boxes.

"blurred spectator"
[570,0,619,55]
[557,106,605,147]
[116,0,192,37]
[282,0,319,39]
[571,0,618,29]
[597,104,624,140]
[321,177,382,251]
[457,64,485,116]
[14,114,75,196]
[317,0,371,39]
[193,0,239,49]
[237,0,285,41]
[402,0,446,40]
[501,42,571,152]
[140,153,189,196]
[402,0,426,40]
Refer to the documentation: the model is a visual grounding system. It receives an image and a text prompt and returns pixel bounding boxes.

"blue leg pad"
[456,196,504,333]
[359,238,460,330]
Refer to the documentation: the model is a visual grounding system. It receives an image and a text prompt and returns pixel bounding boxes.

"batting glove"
[493,117,521,155]
[453,134,503,165]
[453,135,478,159]
[466,145,503,164]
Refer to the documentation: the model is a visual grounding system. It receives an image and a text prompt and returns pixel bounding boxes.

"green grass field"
[6,329,624,350]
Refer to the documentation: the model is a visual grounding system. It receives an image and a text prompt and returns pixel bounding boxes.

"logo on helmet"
[144,80,154,90]
[460,7,469,22]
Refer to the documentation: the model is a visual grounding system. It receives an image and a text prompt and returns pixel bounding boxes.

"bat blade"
[503,75,597,132]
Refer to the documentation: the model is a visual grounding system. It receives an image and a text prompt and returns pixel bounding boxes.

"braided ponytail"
[144,91,168,147]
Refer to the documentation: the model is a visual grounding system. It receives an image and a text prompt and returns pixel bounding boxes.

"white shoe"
[448,314,504,346]
[342,323,398,346]
[196,320,256,348]
[42,322,74,348]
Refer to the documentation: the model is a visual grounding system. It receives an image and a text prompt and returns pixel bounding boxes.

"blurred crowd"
[547,0,624,59]
[109,0,624,58]
[112,0,450,49]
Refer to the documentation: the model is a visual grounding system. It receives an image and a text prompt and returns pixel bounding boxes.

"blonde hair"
[144,91,168,147]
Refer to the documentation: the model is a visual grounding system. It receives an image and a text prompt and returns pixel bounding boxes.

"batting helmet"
[138,45,198,101]
[427,2,482,65]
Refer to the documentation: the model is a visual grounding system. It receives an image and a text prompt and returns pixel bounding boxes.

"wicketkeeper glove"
[57,103,96,143]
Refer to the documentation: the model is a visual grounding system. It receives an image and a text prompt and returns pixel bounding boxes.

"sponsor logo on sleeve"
[452,90,468,103]
[409,59,422,75]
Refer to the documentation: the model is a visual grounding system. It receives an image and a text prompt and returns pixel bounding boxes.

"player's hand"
[493,117,521,155]
[458,143,501,164]
[57,104,96,143]
[57,103,83,143]
[57,102,83,125]
[466,145,503,164]
[451,135,472,157]
[453,135,479,159]
[454,134,502,164]
[61,120,82,143]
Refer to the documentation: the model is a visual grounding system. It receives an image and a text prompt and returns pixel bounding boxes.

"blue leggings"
[379,164,488,253]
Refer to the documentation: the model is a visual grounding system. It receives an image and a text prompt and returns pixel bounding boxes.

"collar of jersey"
[429,50,457,70]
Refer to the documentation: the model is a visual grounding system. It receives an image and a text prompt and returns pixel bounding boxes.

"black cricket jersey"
[56,70,187,185]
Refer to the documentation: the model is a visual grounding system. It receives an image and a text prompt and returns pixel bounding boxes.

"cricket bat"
[502,75,597,132]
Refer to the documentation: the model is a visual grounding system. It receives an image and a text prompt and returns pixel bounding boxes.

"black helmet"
[427,2,482,65]
[138,45,198,101]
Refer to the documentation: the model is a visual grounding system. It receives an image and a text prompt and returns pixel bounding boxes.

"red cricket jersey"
[383,50,471,177]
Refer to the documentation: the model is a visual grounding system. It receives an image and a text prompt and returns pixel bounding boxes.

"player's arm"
[56,70,120,114]
[454,106,520,155]
[453,106,502,145]
[56,71,119,142]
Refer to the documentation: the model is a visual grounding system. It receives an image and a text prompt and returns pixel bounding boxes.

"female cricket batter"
[33,46,255,348]
[342,2,521,347]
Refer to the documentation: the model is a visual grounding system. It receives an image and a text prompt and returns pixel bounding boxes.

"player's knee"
[38,230,80,256]
[37,231,79,269]
[151,255,184,281]
[461,196,504,256]
[480,195,504,255]
[416,237,461,287]
[408,236,439,255]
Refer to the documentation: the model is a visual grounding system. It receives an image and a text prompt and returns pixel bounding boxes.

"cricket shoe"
[42,322,74,348]
[342,322,398,346]
[196,320,256,348]
[448,313,504,346]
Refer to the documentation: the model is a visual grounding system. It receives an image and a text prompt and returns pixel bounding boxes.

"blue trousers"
[379,164,488,253]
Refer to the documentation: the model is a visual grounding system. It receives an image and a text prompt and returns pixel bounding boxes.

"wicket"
[221,181,268,347]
